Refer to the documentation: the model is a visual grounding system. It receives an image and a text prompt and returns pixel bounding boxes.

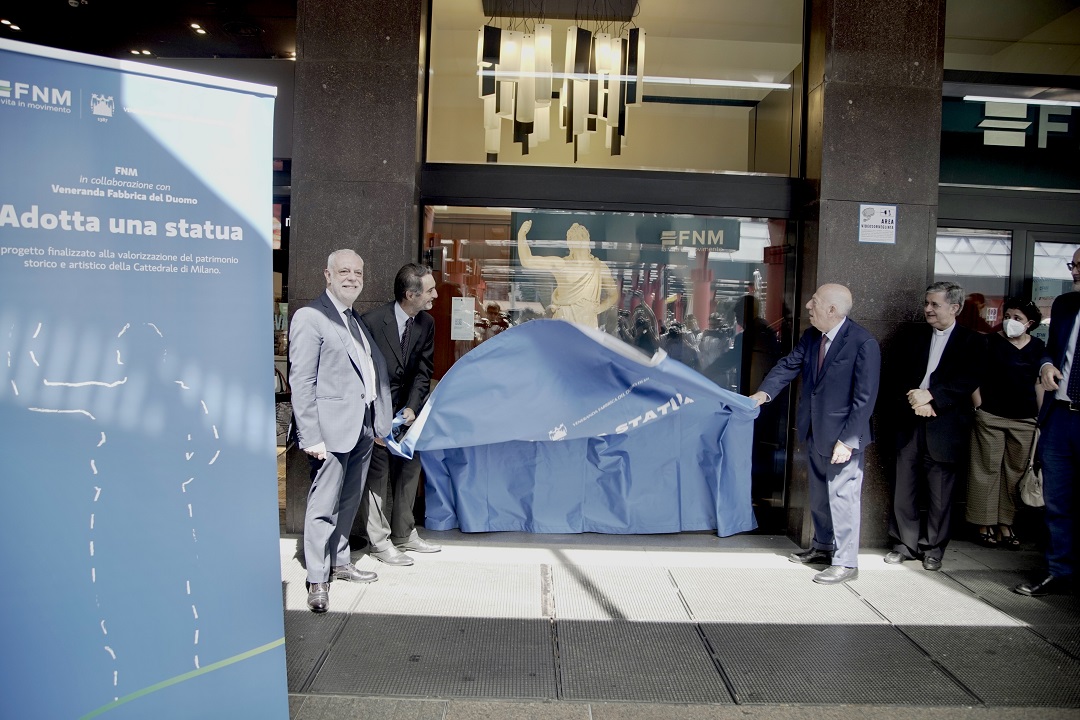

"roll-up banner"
[0,39,288,719]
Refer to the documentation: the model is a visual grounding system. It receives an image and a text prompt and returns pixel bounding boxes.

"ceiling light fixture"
[1,19,10,25]
[8,24,20,31]
[195,28,207,35]
[130,49,140,55]
[964,94,1080,108]
[190,23,201,29]
[478,7,645,163]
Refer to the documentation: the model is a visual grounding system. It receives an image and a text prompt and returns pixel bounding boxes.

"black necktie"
[817,334,827,376]
[401,316,412,359]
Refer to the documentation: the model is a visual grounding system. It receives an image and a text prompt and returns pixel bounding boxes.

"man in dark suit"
[886,281,984,571]
[751,284,881,585]
[1016,247,1080,596]
[358,263,441,565]
[289,249,392,613]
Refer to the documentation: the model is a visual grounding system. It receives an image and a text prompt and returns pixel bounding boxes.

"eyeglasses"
[1069,262,1077,270]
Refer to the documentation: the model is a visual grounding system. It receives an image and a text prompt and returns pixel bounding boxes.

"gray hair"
[327,249,361,271]
[926,281,964,309]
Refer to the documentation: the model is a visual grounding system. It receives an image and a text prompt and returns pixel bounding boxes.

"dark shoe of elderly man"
[789,548,831,564]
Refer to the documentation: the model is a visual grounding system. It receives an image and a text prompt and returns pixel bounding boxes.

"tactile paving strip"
[309,614,556,698]
[946,570,1080,627]
[701,623,974,705]
[551,565,691,621]
[670,567,885,624]
[557,620,732,703]
[850,567,1022,627]
[901,624,1080,706]
[352,562,542,618]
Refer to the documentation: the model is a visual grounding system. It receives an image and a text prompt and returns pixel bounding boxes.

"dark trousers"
[1041,404,1080,578]
[891,423,957,561]
[359,442,423,549]
[303,412,374,583]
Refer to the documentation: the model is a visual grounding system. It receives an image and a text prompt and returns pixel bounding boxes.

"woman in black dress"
[966,297,1044,548]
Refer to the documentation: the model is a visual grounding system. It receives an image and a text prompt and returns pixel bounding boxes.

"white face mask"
[1004,318,1027,338]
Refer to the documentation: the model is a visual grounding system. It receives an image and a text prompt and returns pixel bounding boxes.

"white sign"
[451,296,476,340]
[858,204,897,244]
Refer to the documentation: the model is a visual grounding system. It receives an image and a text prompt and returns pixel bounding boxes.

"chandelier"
[477,2,645,163]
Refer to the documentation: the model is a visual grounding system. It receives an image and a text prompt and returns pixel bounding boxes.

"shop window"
[426,2,803,174]
[934,227,1012,332]
[424,205,791,511]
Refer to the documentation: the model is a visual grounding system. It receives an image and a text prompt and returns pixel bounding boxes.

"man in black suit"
[886,281,984,571]
[290,250,393,613]
[1015,247,1080,596]
[358,263,441,565]
[752,284,881,585]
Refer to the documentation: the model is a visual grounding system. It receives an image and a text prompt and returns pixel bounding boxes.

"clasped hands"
[906,388,936,417]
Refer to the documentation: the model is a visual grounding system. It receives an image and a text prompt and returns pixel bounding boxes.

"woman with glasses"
[966,297,1045,548]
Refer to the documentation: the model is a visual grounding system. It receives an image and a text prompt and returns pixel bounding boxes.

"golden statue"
[516,220,617,329]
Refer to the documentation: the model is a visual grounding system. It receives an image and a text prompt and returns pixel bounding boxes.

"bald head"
[807,283,853,333]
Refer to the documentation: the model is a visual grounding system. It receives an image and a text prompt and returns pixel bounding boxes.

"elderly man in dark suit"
[290,249,392,613]
[358,263,441,566]
[886,281,984,571]
[751,283,881,585]
[1016,247,1080,597]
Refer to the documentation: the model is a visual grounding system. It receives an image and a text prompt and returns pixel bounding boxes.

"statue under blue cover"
[389,319,759,536]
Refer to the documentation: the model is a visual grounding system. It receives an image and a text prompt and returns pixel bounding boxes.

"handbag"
[1018,428,1044,508]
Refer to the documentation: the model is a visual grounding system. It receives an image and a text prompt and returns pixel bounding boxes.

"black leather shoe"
[922,556,942,571]
[813,566,858,584]
[332,564,378,583]
[884,551,913,565]
[789,548,831,564]
[1014,575,1071,597]
[306,582,329,613]
[370,547,414,566]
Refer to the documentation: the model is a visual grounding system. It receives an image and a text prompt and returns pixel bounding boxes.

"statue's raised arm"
[517,219,560,271]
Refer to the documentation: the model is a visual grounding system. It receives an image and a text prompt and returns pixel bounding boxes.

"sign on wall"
[858,204,897,245]
[0,39,288,719]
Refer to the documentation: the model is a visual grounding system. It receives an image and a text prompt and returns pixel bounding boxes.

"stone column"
[285,0,425,533]
[791,0,947,547]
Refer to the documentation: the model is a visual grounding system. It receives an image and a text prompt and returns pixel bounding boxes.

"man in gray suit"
[751,284,881,585]
[290,249,392,613]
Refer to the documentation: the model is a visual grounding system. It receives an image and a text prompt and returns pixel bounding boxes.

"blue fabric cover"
[390,320,758,536]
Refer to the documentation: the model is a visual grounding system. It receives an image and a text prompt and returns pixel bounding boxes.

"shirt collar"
[824,316,846,342]
[326,290,351,318]
[933,322,956,339]
[394,302,411,330]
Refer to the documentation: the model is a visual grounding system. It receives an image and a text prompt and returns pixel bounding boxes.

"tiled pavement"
[280,531,1080,720]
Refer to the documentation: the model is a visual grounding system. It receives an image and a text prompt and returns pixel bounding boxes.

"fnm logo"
[661,229,725,247]
[976,100,1073,149]
[0,80,72,106]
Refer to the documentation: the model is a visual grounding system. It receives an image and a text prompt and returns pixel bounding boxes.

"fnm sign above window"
[941,97,1080,191]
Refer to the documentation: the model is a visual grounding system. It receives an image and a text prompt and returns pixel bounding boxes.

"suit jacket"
[758,319,881,457]
[362,303,435,414]
[893,321,984,462]
[289,291,392,452]
[1038,291,1080,424]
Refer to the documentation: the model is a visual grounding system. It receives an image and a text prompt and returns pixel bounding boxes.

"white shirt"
[820,317,846,361]
[919,322,956,390]
[394,302,411,342]
[1053,311,1080,402]
[327,292,377,404]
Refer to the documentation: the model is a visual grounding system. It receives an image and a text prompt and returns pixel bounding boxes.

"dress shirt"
[820,317,846,363]
[919,321,956,390]
[394,302,411,342]
[327,292,377,404]
[1054,311,1080,402]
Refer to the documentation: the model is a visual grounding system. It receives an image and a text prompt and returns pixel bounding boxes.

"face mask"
[1004,318,1027,338]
